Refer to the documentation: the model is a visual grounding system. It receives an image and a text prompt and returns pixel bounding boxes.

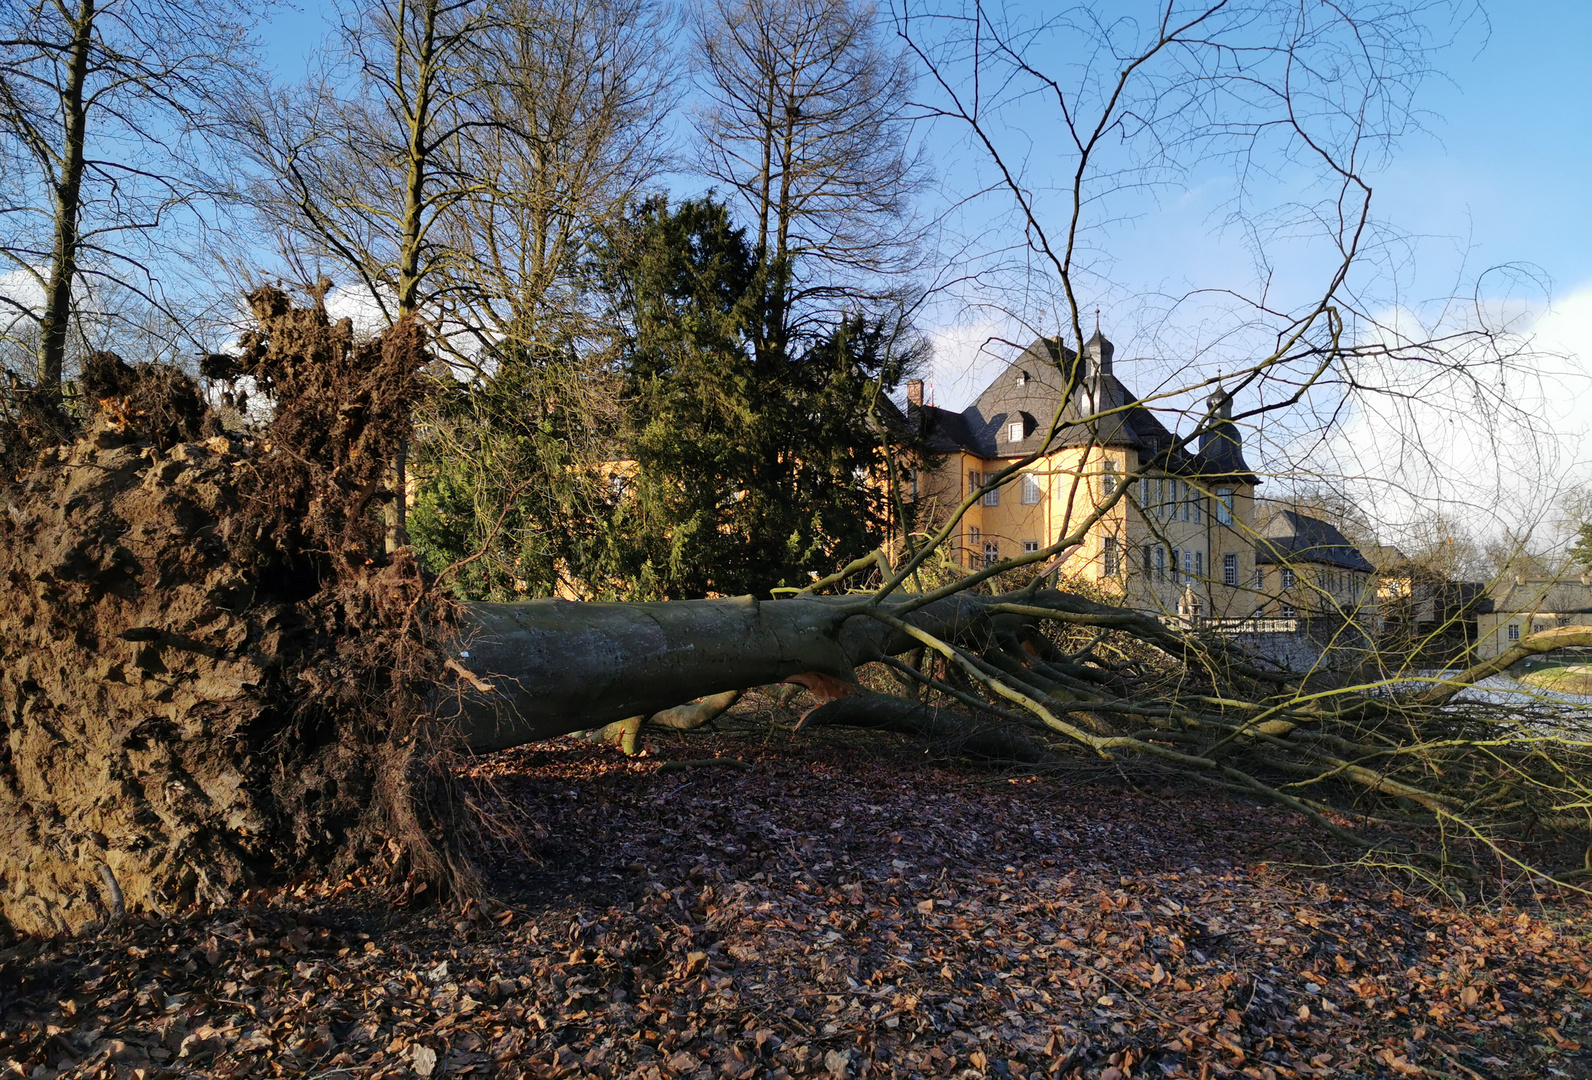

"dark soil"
[2,709,1588,1079]
[0,292,469,937]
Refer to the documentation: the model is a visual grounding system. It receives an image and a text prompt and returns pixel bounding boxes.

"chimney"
[906,379,923,407]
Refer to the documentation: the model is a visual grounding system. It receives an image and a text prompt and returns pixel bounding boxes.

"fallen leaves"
[1,711,1590,1079]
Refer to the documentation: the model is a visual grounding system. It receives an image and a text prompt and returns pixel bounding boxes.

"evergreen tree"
[409,193,923,602]
[608,195,919,598]
[1572,523,1592,576]
[409,340,627,601]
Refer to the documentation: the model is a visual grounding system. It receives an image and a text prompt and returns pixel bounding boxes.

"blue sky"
[902,2,1592,409]
[254,2,1592,305]
[1373,2,1592,296]
[251,1,1592,537]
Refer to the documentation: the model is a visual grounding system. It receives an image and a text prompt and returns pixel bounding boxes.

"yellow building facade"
[905,331,1376,628]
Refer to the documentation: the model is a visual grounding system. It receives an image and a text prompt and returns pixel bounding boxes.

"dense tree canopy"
[608,195,922,597]
[409,194,925,601]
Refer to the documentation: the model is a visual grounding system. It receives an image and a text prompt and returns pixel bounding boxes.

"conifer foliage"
[407,195,923,601]
[605,195,921,598]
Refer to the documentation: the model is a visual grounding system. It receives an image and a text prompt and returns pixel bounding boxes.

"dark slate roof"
[906,335,1257,484]
[962,336,1180,459]
[1254,509,1375,572]
[1191,389,1257,484]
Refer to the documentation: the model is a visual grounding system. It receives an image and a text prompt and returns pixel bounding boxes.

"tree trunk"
[36,0,95,401]
[447,591,1037,750]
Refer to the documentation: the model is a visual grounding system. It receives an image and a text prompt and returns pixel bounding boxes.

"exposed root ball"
[0,294,472,937]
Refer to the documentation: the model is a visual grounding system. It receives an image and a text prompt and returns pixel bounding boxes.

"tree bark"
[447,592,1032,751]
[35,0,95,400]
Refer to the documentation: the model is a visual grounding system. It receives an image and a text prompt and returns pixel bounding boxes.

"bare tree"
[235,0,670,352]
[232,0,672,545]
[233,0,508,327]
[432,0,673,361]
[0,0,257,401]
[693,0,928,357]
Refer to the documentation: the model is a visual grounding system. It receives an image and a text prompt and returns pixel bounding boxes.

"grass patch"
[1512,657,1592,694]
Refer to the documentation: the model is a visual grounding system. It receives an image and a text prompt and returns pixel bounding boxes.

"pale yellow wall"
[914,447,1268,619]
[1252,562,1376,622]
[1476,611,1592,660]
[909,444,1379,631]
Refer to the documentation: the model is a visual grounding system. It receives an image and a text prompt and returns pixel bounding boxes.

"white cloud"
[0,268,43,331]
[323,285,392,339]
[924,317,1032,411]
[1301,284,1592,545]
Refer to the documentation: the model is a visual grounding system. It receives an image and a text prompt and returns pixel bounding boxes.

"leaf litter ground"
[4,698,1592,1080]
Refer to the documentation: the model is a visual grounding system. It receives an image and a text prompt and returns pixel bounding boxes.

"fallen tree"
[3,296,1591,938]
[453,577,1592,893]
[447,589,1054,749]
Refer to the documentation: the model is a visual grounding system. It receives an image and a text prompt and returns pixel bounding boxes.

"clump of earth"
[0,290,474,937]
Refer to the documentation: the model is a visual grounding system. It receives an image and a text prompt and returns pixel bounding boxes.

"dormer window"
[1008,421,1024,443]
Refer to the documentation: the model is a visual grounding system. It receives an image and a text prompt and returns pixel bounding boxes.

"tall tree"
[692,0,926,362]
[234,0,502,326]
[235,0,670,354]
[605,195,924,598]
[234,0,672,548]
[0,0,257,400]
[431,0,673,363]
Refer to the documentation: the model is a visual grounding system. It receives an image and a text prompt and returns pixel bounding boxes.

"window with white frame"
[1102,459,1117,496]
[983,482,1000,507]
[1155,546,1166,582]
[1280,603,1295,618]
[983,540,999,568]
[1194,550,1203,577]
[1223,552,1238,586]
[1102,536,1119,576]
[1216,488,1234,525]
[1256,566,1266,589]
[967,526,980,564]
[1023,540,1040,554]
[1021,473,1042,505]
[968,470,981,497]
[1008,421,1024,443]
[1192,489,1201,524]
[1281,568,1296,589]
[1182,549,1192,582]
[1181,484,1190,522]
[1507,623,1521,642]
